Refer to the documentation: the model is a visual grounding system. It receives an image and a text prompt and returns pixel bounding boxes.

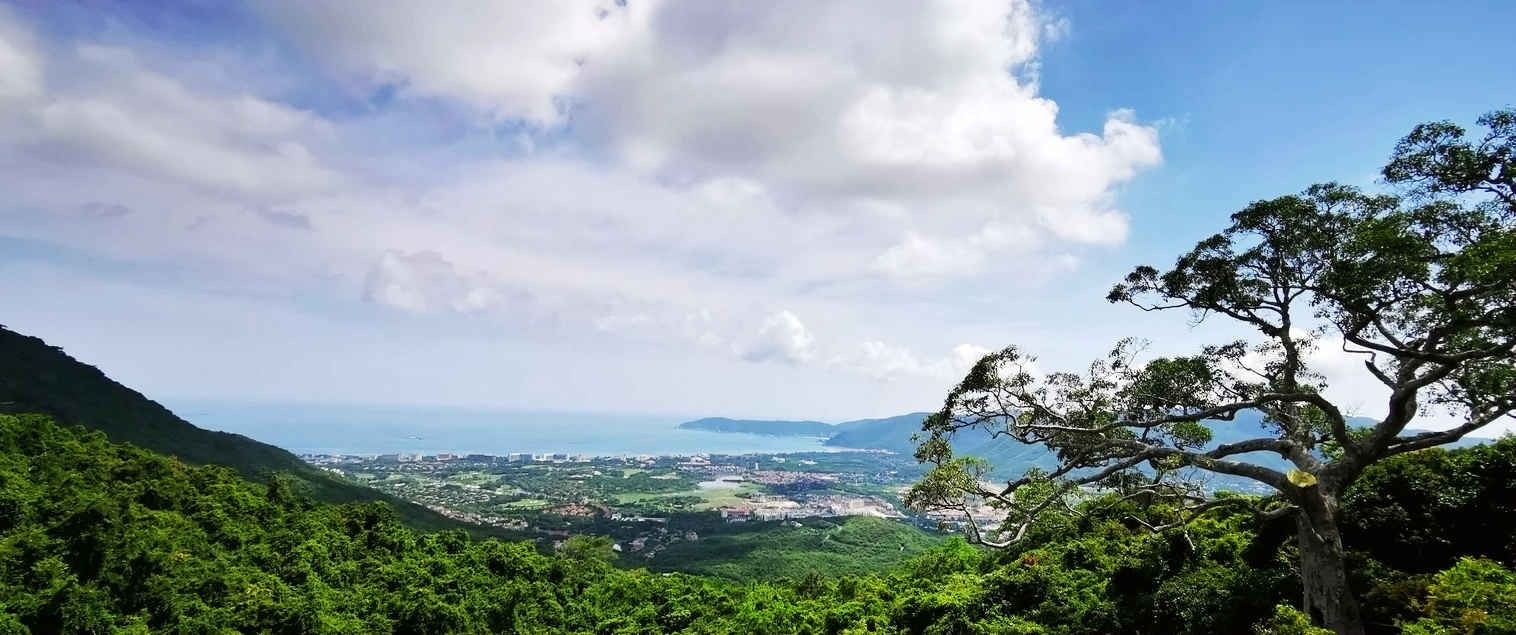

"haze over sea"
[168,400,839,457]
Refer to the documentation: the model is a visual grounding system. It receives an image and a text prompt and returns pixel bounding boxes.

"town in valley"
[302,449,1003,560]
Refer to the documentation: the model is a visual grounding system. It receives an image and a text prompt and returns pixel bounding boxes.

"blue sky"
[1,1,1511,433]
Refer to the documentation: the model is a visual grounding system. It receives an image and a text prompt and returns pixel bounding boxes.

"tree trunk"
[1295,493,1365,635]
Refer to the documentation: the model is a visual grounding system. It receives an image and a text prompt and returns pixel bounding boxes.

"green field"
[648,516,948,580]
[446,470,502,486]
[690,482,762,510]
[610,481,761,509]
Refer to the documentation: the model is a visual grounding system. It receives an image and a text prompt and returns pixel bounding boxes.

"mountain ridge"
[0,325,470,532]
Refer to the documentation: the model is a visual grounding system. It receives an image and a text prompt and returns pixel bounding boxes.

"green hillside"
[0,413,727,632]
[824,413,935,447]
[0,326,459,532]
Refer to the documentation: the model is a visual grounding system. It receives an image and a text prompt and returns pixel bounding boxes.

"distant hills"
[679,412,931,445]
[0,325,465,532]
[681,412,1059,476]
[824,413,938,449]
[681,409,1489,486]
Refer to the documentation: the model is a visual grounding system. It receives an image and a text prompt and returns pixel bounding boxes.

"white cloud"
[740,310,816,365]
[0,23,338,201]
[1224,330,1470,431]
[257,0,1161,279]
[849,341,928,380]
[0,6,41,103]
[1304,335,1474,431]
[574,2,1159,264]
[1302,337,1387,421]
[259,0,639,123]
[593,312,655,333]
[0,2,1172,416]
[363,250,505,314]
[835,341,992,381]
[875,233,984,279]
[949,343,995,372]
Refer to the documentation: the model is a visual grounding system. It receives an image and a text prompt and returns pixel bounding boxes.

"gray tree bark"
[1295,491,1365,635]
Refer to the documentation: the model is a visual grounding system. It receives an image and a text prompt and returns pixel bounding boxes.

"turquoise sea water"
[167,400,839,457]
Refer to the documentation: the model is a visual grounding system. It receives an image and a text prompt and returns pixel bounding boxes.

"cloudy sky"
[2,1,1512,430]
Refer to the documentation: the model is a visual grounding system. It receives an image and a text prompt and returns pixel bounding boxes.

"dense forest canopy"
[1,412,1512,633]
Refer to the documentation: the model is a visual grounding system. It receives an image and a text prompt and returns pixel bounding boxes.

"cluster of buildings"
[624,529,702,559]
[382,475,496,507]
[718,493,902,523]
[677,454,711,468]
[423,504,528,531]
[545,503,602,517]
[918,502,1009,534]
[303,451,595,465]
[304,451,939,548]
[744,470,839,487]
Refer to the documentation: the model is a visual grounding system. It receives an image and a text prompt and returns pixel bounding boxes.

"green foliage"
[1382,110,1516,211]
[1253,604,1334,635]
[1339,437,1516,631]
[1342,437,1516,573]
[1,412,1512,633]
[1400,558,1516,635]
[648,516,945,580]
[559,535,617,562]
[0,413,710,632]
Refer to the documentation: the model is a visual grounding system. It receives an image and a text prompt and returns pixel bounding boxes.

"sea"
[166,400,838,458]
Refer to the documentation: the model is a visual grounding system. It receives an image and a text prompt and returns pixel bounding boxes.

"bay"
[167,400,838,457]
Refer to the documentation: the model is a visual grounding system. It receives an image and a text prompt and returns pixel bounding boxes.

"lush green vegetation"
[491,464,701,504]
[0,327,460,533]
[1339,436,1516,630]
[3,412,1511,633]
[647,516,945,580]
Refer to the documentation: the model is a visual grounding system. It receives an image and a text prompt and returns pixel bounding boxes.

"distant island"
[678,417,835,437]
[679,413,933,451]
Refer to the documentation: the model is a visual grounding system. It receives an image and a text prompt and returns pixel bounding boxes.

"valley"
[305,448,957,576]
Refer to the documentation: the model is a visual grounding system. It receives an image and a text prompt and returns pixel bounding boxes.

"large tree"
[906,110,1516,634]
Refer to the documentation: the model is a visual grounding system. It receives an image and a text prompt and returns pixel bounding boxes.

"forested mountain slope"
[0,326,458,531]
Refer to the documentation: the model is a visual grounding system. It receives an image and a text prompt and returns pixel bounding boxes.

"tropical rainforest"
[1,412,1512,634]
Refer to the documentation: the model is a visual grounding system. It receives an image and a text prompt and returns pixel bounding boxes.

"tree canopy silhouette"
[907,109,1516,635]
